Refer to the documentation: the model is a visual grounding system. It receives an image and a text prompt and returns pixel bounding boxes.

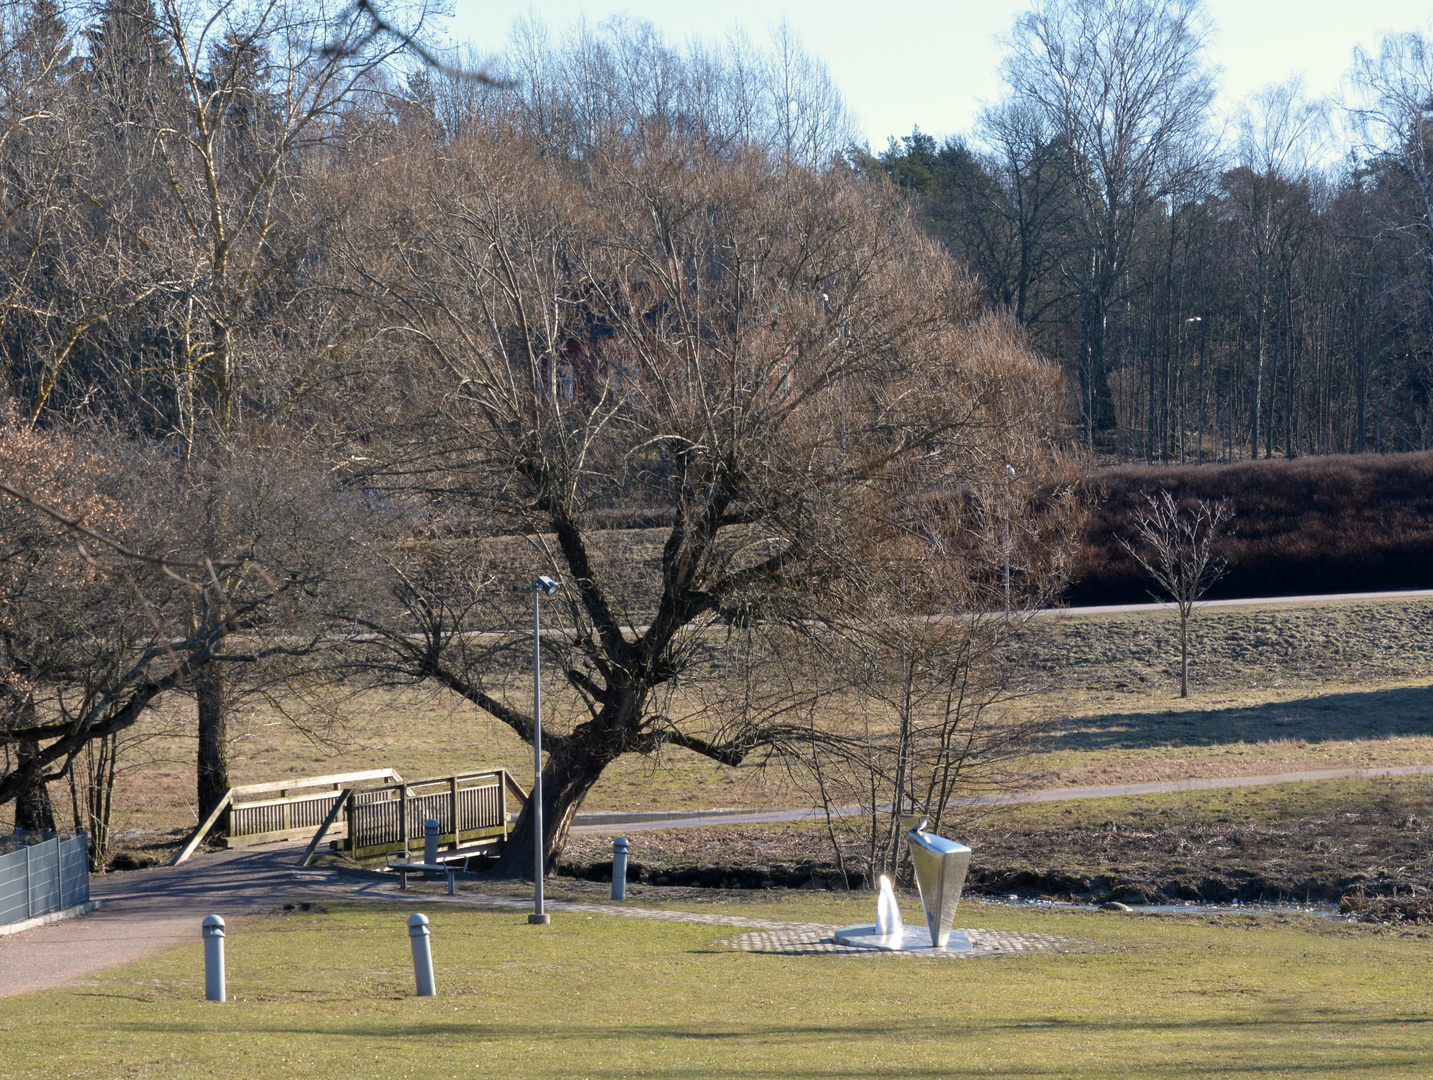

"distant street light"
[1003,464,1016,623]
[529,575,559,926]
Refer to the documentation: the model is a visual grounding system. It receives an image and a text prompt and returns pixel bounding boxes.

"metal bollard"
[611,836,630,901]
[424,818,440,868]
[202,914,226,1002]
[408,913,436,997]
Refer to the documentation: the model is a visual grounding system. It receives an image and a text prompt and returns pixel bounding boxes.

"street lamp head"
[533,576,559,596]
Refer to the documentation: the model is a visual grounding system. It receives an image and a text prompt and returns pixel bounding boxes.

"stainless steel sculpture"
[834,819,973,952]
[875,875,903,940]
[905,818,972,949]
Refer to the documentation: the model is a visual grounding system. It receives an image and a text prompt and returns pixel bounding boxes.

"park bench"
[383,851,459,894]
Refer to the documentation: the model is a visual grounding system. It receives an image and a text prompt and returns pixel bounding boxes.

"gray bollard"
[611,836,630,901]
[408,913,436,997]
[424,818,440,867]
[202,914,226,1002]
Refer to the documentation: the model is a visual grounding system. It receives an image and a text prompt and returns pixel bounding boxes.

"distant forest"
[873,4,1433,463]
[8,0,1433,469]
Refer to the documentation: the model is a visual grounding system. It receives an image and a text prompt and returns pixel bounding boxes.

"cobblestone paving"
[340,883,1075,958]
[721,925,1074,958]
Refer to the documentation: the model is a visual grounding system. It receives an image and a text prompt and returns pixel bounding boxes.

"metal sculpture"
[834,819,973,952]
[875,875,903,940]
[905,818,972,949]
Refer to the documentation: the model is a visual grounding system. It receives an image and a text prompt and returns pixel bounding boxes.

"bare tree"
[1119,489,1231,696]
[0,424,338,830]
[1350,28,1433,377]
[326,99,1079,877]
[802,458,1080,884]
[1226,78,1329,459]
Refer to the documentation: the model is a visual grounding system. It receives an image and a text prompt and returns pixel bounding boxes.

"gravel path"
[1048,588,1433,616]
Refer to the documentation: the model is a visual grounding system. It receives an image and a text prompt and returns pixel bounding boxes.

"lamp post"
[1003,464,1016,623]
[529,575,559,925]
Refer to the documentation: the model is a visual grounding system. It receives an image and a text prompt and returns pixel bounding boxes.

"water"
[980,895,1341,918]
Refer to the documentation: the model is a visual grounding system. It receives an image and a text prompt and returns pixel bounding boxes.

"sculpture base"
[833,924,972,952]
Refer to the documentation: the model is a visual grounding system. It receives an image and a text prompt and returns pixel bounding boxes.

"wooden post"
[170,789,234,866]
[400,784,408,854]
[499,771,508,839]
[449,776,459,847]
[298,789,351,867]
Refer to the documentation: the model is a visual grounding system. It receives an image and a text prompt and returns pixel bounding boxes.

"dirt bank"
[556,779,1433,912]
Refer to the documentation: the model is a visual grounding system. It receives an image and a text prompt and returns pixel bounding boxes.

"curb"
[0,900,102,938]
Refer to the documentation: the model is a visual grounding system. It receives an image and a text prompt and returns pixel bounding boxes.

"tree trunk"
[490,736,617,880]
[1179,613,1189,698]
[14,740,56,836]
[1081,286,1117,441]
[196,661,229,824]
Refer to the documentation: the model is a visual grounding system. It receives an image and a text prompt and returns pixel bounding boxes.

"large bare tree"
[326,91,1078,875]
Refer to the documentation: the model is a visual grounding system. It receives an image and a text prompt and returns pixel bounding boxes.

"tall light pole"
[529,575,559,926]
[1003,464,1016,623]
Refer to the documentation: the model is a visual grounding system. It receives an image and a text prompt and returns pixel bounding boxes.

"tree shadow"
[116,1013,1430,1077]
[1048,685,1433,753]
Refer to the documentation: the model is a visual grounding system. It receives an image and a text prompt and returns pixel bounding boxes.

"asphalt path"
[568,763,1433,832]
[0,842,347,999]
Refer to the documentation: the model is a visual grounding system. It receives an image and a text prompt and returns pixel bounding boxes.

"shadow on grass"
[120,1014,1433,1040]
[1049,685,1433,753]
[101,1015,1431,1078]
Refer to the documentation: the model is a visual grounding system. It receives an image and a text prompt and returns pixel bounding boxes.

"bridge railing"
[171,768,403,865]
[343,770,528,863]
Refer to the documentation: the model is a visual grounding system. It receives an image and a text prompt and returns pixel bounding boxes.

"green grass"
[979,775,1433,832]
[4,897,1430,1079]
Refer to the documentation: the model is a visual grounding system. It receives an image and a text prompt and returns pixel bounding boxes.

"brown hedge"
[1066,452,1433,605]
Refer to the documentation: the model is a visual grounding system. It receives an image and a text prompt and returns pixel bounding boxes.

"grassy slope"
[2,898,1428,1079]
[17,595,1433,862]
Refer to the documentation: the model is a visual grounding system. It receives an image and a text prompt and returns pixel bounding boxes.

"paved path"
[570,763,1433,832]
[0,842,335,999]
[0,841,1070,997]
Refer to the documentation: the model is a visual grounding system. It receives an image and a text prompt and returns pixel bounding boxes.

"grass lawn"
[3,896,1429,1079]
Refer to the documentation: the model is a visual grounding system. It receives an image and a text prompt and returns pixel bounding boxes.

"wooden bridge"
[172,767,529,868]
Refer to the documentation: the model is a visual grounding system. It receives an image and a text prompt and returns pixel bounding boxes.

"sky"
[440,0,1433,150]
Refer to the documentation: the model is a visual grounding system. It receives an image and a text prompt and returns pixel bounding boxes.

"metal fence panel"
[0,835,91,929]
[0,847,29,924]
[58,834,88,910]
[29,839,60,915]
